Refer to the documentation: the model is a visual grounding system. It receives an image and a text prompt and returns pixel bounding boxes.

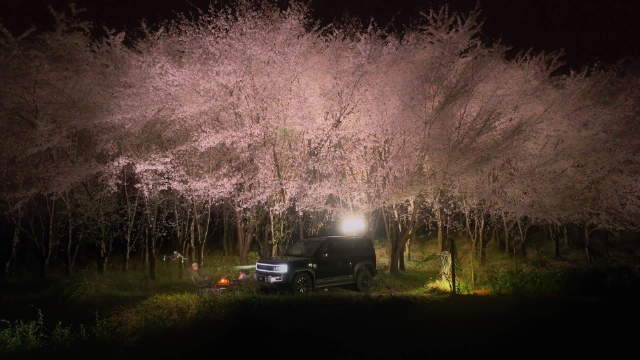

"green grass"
[2,240,639,355]
[3,290,638,358]
[0,308,93,353]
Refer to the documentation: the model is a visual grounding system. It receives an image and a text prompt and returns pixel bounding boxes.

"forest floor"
[1,237,639,358]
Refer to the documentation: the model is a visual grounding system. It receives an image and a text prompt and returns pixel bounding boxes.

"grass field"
[1,237,638,358]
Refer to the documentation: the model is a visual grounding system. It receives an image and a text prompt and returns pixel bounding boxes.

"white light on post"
[340,214,367,235]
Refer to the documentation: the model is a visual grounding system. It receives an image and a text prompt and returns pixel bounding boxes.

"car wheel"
[292,272,313,294]
[355,268,372,292]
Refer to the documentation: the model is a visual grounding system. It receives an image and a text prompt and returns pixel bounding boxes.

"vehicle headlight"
[274,264,288,273]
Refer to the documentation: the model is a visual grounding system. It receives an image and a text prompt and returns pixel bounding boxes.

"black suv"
[255,236,377,293]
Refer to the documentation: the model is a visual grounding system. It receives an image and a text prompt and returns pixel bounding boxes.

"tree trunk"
[143,229,149,267]
[260,219,271,259]
[96,250,107,274]
[463,208,480,290]
[65,215,74,276]
[122,174,140,272]
[66,232,81,276]
[584,226,592,264]
[385,205,399,273]
[195,201,211,267]
[123,228,133,272]
[45,199,55,279]
[223,205,232,256]
[478,217,485,261]
[149,244,157,280]
[279,215,285,256]
[270,209,277,257]
[449,226,456,296]
[298,213,304,240]
[386,206,404,274]
[389,237,399,273]
[386,200,419,274]
[470,238,476,290]
[512,238,518,272]
[502,215,510,255]
[123,245,131,273]
[32,198,57,280]
[96,231,111,275]
[175,200,191,264]
[491,220,501,250]
[552,225,561,259]
[148,216,158,281]
[123,186,138,272]
[28,199,56,280]
[236,210,256,263]
[4,217,21,279]
[39,257,49,280]
[145,199,162,280]
[381,207,392,269]
[61,194,78,277]
[481,221,492,266]
[398,241,406,272]
[199,239,206,268]
[516,219,529,259]
[189,214,196,263]
[436,208,446,252]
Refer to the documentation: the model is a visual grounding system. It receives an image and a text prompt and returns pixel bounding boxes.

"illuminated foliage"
[0,1,639,276]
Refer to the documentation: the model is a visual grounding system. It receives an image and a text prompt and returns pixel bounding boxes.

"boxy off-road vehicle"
[255,236,377,293]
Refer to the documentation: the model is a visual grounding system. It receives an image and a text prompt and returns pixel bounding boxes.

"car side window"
[317,239,365,258]
[331,239,354,257]
[317,240,330,257]
[318,240,340,258]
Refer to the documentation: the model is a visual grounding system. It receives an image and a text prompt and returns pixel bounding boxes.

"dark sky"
[1,0,639,70]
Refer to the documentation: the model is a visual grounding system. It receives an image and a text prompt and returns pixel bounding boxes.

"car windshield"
[285,239,324,257]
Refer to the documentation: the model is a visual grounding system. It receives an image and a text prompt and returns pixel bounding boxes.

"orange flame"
[216,277,230,286]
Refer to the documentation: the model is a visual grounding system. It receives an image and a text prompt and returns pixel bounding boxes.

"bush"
[50,322,77,349]
[0,310,104,354]
[485,267,640,296]
[0,310,45,353]
[486,269,563,295]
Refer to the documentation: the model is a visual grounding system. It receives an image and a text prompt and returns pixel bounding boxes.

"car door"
[331,239,354,279]
[315,239,342,281]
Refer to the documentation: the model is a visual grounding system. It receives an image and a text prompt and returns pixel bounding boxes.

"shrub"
[50,322,75,349]
[485,267,640,296]
[0,309,45,353]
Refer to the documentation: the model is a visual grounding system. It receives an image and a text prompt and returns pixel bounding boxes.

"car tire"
[355,268,372,292]
[292,272,313,294]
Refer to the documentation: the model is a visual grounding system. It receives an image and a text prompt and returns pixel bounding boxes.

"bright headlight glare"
[340,215,366,235]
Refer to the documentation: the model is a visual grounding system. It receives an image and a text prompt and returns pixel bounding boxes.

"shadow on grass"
[4,262,640,359]
[1,290,626,360]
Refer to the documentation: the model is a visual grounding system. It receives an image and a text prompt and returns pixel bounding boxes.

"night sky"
[1,0,640,70]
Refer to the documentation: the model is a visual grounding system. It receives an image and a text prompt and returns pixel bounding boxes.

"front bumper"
[256,271,292,286]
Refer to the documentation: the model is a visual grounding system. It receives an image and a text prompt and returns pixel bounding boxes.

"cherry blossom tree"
[2,1,639,279]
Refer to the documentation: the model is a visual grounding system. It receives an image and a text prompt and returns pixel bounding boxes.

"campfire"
[215,277,231,287]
